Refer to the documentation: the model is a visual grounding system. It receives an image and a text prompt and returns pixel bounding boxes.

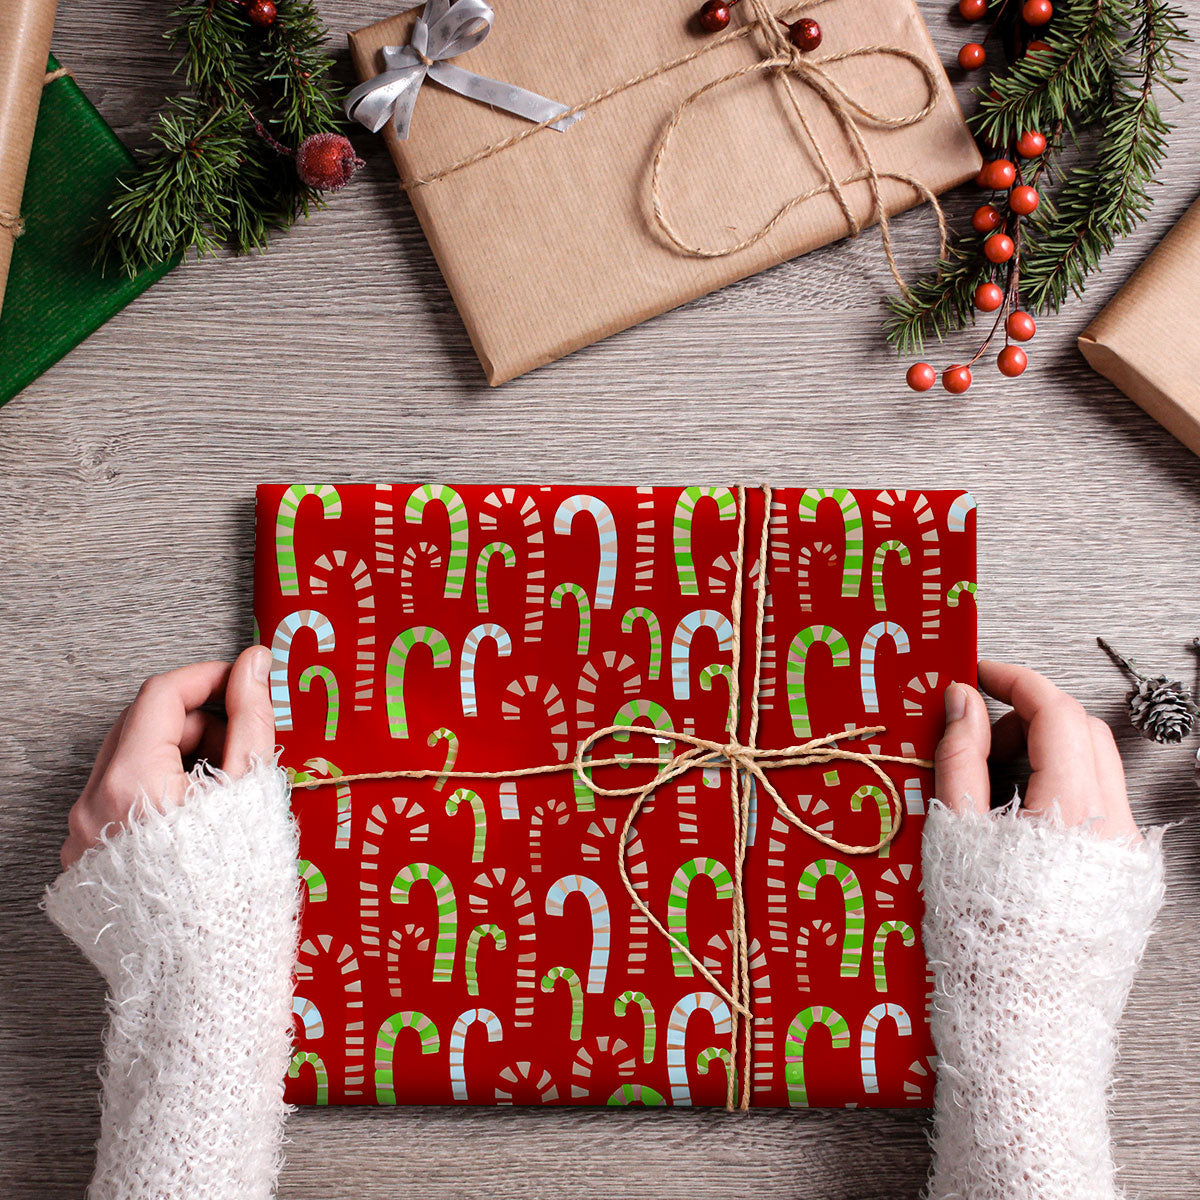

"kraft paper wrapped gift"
[347,0,981,385]
[254,483,978,1108]
[1079,195,1200,459]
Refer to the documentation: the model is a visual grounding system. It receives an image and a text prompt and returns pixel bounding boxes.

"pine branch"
[884,241,994,356]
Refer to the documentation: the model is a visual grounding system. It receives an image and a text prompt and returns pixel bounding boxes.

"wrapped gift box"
[347,0,981,384]
[253,483,977,1107]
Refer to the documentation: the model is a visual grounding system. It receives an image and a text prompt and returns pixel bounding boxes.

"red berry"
[906,362,938,392]
[295,133,365,191]
[1009,185,1040,215]
[971,204,1003,234]
[1022,0,1053,24]
[787,17,822,51]
[698,0,731,32]
[1016,130,1047,157]
[998,345,1028,376]
[984,233,1015,263]
[943,365,973,394]
[1006,310,1036,341]
[958,0,988,18]
[245,0,276,26]
[958,42,986,70]
[980,159,1016,189]
[1026,38,1051,52]
[974,282,1005,312]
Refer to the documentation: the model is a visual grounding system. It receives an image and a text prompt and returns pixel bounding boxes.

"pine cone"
[1128,675,1200,744]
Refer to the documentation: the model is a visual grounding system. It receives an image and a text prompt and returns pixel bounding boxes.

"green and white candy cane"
[871,539,911,612]
[947,579,977,607]
[872,920,915,992]
[545,874,610,994]
[797,488,864,598]
[861,620,911,713]
[797,859,865,978]
[607,1083,667,1106]
[446,787,487,862]
[465,923,507,996]
[554,494,619,610]
[621,606,663,680]
[289,758,351,851]
[671,610,733,701]
[785,625,850,739]
[405,484,469,600]
[614,989,656,1063]
[391,863,457,983]
[851,785,894,859]
[270,609,335,733]
[428,726,459,790]
[385,626,452,740]
[861,1002,912,1094]
[287,1051,329,1105]
[297,858,328,903]
[375,1010,440,1105]
[783,1006,849,1107]
[474,541,515,612]
[673,486,736,596]
[667,858,734,978]
[666,992,732,1106]
[541,966,585,1041]
[696,1046,736,1103]
[298,664,339,740]
[275,484,341,596]
[461,623,512,718]
[550,582,592,654]
[448,1008,503,1101]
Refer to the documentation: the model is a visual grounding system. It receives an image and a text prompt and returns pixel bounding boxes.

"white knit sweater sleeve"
[43,759,301,1200]
[921,798,1166,1200]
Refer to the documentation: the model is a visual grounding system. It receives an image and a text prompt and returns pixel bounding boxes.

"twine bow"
[344,0,582,141]
[292,484,932,1110]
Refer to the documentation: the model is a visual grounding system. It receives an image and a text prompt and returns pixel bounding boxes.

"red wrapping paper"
[253,484,977,1108]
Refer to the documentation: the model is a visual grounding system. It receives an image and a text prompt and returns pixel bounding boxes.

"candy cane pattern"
[614,990,655,1063]
[297,858,328,903]
[427,727,458,790]
[797,489,863,598]
[546,874,611,993]
[575,652,642,738]
[385,626,452,740]
[529,796,571,871]
[621,607,663,680]
[550,582,592,654]
[391,864,457,983]
[871,540,911,612]
[554,494,618,609]
[293,997,324,1039]
[612,698,673,761]
[541,966,585,1040]
[707,553,737,593]
[405,484,469,600]
[784,1006,849,1107]
[461,623,513,717]
[947,580,977,607]
[671,610,734,701]
[295,935,364,1096]
[270,610,335,732]
[872,920,915,992]
[851,785,893,858]
[474,541,515,612]
[873,490,941,638]
[449,1008,502,1101]
[666,993,732,1105]
[696,1046,735,1100]
[797,860,864,978]
[767,807,829,952]
[375,1011,439,1104]
[861,620,911,713]
[947,491,976,531]
[571,1035,636,1098]
[861,1002,912,1093]
[795,920,837,990]
[785,625,850,738]
[634,486,657,593]
[480,488,546,642]
[375,484,395,574]
[308,549,375,711]
[902,671,947,715]
[361,797,428,958]
[399,542,444,616]
[904,1055,938,1105]
[667,858,734,977]
[465,923,506,996]
[673,486,737,595]
[875,862,914,910]
[495,1061,558,1104]
[290,758,351,851]
[298,665,339,739]
[385,924,428,998]
[582,817,651,977]
[288,1051,329,1105]
[796,542,838,611]
[607,1083,667,1106]
[502,675,569,760]
[276,484,341,595]
[470,869,536,1028]
[904,777,925,815]
[446,788,487,862]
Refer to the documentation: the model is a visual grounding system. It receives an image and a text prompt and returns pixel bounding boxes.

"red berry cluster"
[695,0,823,51]
[956,0,1052,71]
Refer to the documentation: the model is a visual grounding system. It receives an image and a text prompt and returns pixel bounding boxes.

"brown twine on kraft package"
[0,67,74,242]
[346,0,948,298]
[292,484,931,1111]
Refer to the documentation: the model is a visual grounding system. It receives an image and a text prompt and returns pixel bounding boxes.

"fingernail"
[944,682,967,722]
[252,645,272,683]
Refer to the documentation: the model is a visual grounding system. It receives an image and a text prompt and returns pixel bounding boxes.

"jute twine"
[295,483,932,1110]
[0,66,75,243]
[403,0,947,297]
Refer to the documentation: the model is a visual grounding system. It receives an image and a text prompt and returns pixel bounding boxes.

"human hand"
[60,646,276,870]
[935,659,1141,841]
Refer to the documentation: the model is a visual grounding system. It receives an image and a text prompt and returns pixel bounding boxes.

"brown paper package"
[349,0,981,385]
[1079,195,1200,458]
[0,0,59,319]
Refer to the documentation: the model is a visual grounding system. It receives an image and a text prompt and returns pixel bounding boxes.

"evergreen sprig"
[96,0,343,277]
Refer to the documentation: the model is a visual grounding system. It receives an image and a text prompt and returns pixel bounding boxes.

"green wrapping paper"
[0,57,177,408]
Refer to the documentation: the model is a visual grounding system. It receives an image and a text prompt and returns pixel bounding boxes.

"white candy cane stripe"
[861,1002,912,1093]
[571,1035,636,1098]
[308,549,376,711]
[554,494,618,609]
[860,620,911,713]
[270,610,335,732]
[295,935,365,1095]
[946,491,976,531]
[502,675,569,760]
[499,781,520,820]
[375,484,395,574]
[671,610,734,701]
[634,486,657,593]
[470,869,537,1028]
[449,1008,502,1101]
[362,799,429,959]
[399,541,444,615]
[666,993,732,1106]
[902,671,945,715]
[546,875,611,994]
[385,924,429,998]
[480,488,545,642]
[795,920,838,991]
[904,777,925,815]
[405,484,469,600]
[461,623,513,717]
[496,1060,559,1104]
[875,862,915,910]
[576,651,642,736]
[796,542,838,612]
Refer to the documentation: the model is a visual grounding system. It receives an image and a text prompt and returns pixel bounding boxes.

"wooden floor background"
[3,1,1200,1196]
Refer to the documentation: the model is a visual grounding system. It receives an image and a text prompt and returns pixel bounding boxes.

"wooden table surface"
[3,1,1199,1196]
